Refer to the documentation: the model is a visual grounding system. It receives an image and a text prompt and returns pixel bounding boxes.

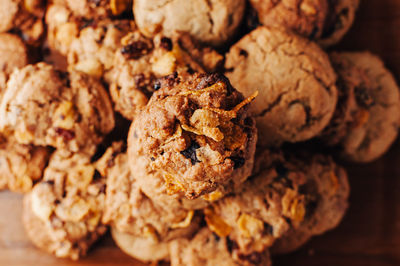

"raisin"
[160,37,173,51]
[180,141,201,165]
[55,128,75,141]
[229,156,245,169]
[121,41,152,59]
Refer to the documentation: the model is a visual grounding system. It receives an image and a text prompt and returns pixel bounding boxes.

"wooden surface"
[1,1,400,265]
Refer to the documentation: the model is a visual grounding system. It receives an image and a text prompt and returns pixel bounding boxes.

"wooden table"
[1,0,400,265]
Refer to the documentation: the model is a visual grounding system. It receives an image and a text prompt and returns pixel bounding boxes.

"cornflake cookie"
[169,228,272,266]
[22,150,107,260]
[0,63,115,153]
[133,0,246,46]
[128,73,257,200]
[100,142,200,245]
[204,150,349,256]
[0,0,45,45]
[0,33,28,95]
[0,137,51,193]
[108,31,223,120]
[271,151,350,254]
[320,52,400,163]
[248,0,359,46]
[225,26,337,146]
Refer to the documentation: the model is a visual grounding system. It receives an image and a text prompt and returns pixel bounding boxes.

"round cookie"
[108,31,223,120]
[0,0,45,45]
[100,142,201,241]
[320,52,400,163]
[0,33,28,95]
[248,0,359,46]
[204,149,349,256]
[128,73,257,200]
[22,150,107,260]
[0,137,51,193]
[169,228,272,266]
[271,151,350,254]
[225,26,337,146]
[63,0,132,18]
[133,0,246,46]
[0,63,115,153]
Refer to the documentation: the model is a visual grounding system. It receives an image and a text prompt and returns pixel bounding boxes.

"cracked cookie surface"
[128,73,257,200]
[225,26,337,146]
[321,52,400,163]
[133,0,246,46]
[22,150,107,260]
[0,63,115,153]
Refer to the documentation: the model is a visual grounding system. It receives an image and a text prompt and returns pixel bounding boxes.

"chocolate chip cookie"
[169,228,272,266]
[22,150,107,260]
[203,149,349,256]
[108,31,223,120]
[225,26,337,146]
[0,137,51,193]
[0,63,115,153]
[248,0,359,46]
[128,73,257,200]
[133,0,246,46]
[321,52,400,163]
[62,0,132,18]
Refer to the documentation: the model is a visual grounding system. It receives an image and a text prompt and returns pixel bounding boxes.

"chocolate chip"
[121,41,152,59]
[153,81,161,91]
[180,141,201,165]
[229,156,245,169]
[54,128,75,141]
[226,238,238,254]
[54,199,60,204]
[93,170,102,180]
[264,222,273,235]
[239,49,248,57]
[212,232,220,241]
[160,37,173,51]
[150,157,155,161]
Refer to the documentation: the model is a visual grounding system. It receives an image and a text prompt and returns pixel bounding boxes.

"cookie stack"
[0,0,398,265]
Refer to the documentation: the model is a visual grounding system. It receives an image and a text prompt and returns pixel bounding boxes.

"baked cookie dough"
[0,33,28,95]
[320,52,400,163]
[169,228,272,266]
[61,0,132,18]
[133,0,246,46]
[0,0,45,45]
[108,31,223,120]
[22,150,107,260]
[225,26,337,146]
[128,73,257,199]
[271,151,350,254]
[248,0,359,46]
[100,142,200,241]
[0,63,115,153]
[0,137,51,193]
[204,149,349,256]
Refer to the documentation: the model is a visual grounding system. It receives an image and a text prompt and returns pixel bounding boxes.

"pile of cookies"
[0,0,399,265]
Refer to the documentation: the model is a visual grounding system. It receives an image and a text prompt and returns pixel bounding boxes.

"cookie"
[133,0,246,46]
[271,151,350,254]
[100,142,200,241]
[22,150,107,260]
[320,52,400,163]
[108,31,223,120]
[0,63,115,153]
[0,33,28,95]
[0,137,51,193]
[62,0,132,18]
[128,73,257,200]
[169,228,272,266]
[248,0,359,46]
[0,0,45,45]
[225,26,337,146]
[204,149,349,256]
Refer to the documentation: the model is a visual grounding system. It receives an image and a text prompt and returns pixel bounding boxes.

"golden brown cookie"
[0,63,115,153]
[133,0,246,46]
[22,150,107,260]
[321,51,400,163]
[128,73,257,200]
[225,26,337,146]
[108,31,223,120]
[61,0,132,18]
